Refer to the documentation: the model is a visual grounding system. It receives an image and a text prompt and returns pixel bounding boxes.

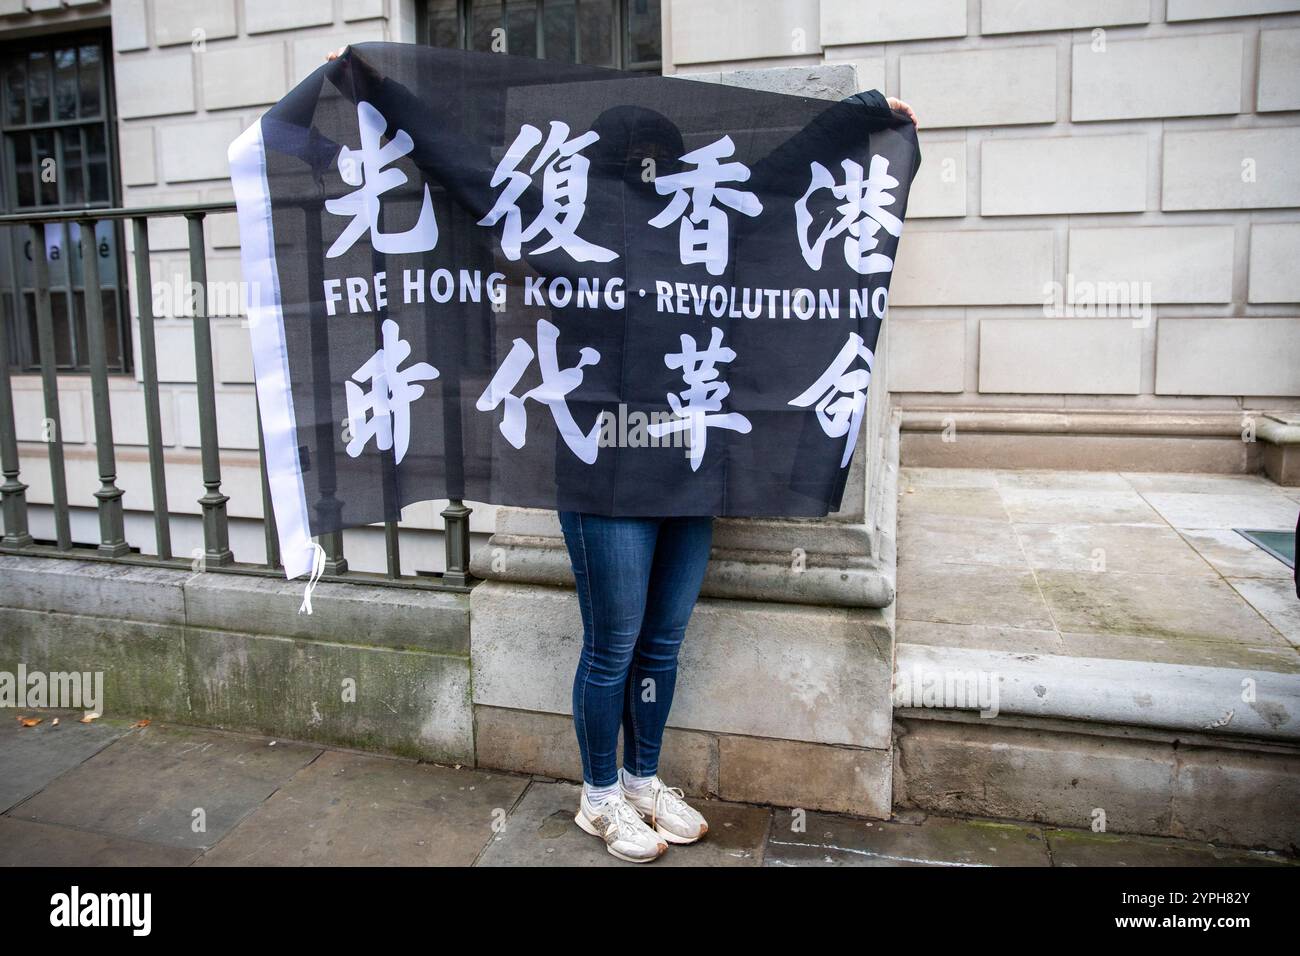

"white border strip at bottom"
[228,119,315,580]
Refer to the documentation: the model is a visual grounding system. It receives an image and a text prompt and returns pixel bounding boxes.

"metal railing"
[0,202,474,592]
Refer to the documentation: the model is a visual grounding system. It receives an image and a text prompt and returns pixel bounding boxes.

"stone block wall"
[664,0,1300,467]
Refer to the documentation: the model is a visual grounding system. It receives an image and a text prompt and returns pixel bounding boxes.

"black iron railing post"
[30,223,71,550]
[186,212,233,568]
[0,228,31,548]
[130,216,172,560]
[441,498,472,587]
[79,219,129,556]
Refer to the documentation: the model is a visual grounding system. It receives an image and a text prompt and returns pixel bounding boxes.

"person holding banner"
[325,45,917,864]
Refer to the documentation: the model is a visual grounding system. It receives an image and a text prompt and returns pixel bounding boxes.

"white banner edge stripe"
[228,118,316,581]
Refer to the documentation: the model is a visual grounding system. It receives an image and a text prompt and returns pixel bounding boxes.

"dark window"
[420,0,662,73]
[1,31,129,374]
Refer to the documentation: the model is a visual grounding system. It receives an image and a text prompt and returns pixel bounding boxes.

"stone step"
[892,645,1300,854]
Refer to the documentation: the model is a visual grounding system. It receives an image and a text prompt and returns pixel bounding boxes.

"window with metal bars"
[420,0,662,73]
[1,31,130,374]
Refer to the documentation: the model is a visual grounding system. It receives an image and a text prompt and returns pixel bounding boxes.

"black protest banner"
[228,43,921,579]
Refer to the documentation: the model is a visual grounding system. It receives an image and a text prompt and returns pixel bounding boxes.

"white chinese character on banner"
[647,326,751,471]
[789,333,874,467]
[344,318,439,465]
[649,136,762,276]
[476,318,602,464]
[479,121,617,263]
[326,101,440,259]
[794,155,901,275]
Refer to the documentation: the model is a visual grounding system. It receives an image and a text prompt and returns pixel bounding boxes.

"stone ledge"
[895,643,1300,742]
[182,570,470,655]
[0,555,188,625]
[902,429,1260,474]
[472,536,894,608]
[901,407,1257,438]
[1259,415,1300,486]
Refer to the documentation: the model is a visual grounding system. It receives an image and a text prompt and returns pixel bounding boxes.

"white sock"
[584,780,620,806]
[620,767,655,794]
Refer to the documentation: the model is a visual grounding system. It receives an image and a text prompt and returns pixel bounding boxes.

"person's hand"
[326,46,347,61]
[886,97,919,129]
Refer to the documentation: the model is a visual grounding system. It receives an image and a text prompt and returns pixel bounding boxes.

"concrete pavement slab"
[0,816,201,867]
[900,467,1000,489]
[1059,631,1300,671]
[898,486,1009,520]
[1140,492,1299,531]
[996,470,1135,491]
[898,512,1026,568]
[1046,827,1297,866]
[1013,522,1213,576]
[476,780,770,866]
[1036,569,1288,644]
[764,812,1051,867]
[998,487,1162,525]
[1121,473,1285,495]
[0,710,132,813]
[898,562,1054,631]
[196,749,528,866]
[897,619,1065,655]
[1179,529,1295,579]
[1226,577,1300,646]
[9,723,320,849]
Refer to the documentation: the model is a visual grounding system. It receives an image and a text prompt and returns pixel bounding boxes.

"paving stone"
[1059,631,1300,672]
[1139,492,1300,531]
[1179,529,1295,579]
[0,817,200,867]
[1121,472,1285,495]
[999,488,1162,525]
[10,724,320,849]
[197,749,527,866]
[1036,570,1288,645]
[1226,577,1300,645]
[1046,827,1296,867]
[899,562,1054,631]
[0,710,132,813]
[476,780,770,867]
[897,486,1009,520]
[996,470,1137,492]
[764,812,1050,867]
[899,512,1026,568]
[900,467,1000,490]
[897,620,1065,655]
[1012,522,1214,576]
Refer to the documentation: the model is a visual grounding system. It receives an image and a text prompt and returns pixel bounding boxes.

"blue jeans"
[558,511,714,788]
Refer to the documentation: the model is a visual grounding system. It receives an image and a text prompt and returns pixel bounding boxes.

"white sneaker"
[621,776,709,845]
[575,791,668,863]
